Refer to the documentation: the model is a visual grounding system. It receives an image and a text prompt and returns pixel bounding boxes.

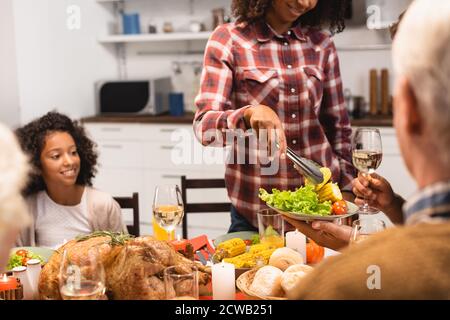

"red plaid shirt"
[194,21,356,227]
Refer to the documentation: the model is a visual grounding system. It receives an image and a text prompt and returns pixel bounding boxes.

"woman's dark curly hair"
[15,111,98,196]
[231,0,349,34]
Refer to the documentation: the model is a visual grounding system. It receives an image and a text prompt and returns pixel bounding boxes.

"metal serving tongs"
[276,142,324,185]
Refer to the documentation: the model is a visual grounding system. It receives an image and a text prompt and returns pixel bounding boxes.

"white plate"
[267,201,358,221]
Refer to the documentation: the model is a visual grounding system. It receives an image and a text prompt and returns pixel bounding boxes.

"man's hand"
[352,172,404,224]
[352,172,394,210]
[244,105,287,158]
[283,217,351,251]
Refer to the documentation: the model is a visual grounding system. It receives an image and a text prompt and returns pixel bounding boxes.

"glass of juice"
[257,209,285,248]
[152,185,184,241]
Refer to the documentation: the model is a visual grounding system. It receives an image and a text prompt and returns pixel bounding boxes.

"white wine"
[60,280,105,300]
[153,205,184,232]
[352,150,382,173]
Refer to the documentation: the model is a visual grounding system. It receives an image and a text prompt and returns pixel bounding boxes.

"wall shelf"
[98,32,212,44]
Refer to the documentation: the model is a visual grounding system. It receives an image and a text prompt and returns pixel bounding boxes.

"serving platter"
[267,201,358,222]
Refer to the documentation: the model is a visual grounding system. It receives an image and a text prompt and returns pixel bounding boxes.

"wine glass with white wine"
[58,247,106,300]
[352,127,383,214]
[153,184,184,241]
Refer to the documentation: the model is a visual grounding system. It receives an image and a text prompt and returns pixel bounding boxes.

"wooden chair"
[181,176,231,239]
[114,192,140,237]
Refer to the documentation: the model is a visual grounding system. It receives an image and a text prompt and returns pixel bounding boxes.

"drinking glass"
[349,218,386,244]
[352,127,383,214]
[58,247,106,300]
[164,265,199,300]
[153,184,184,241]
[257,209,285,248]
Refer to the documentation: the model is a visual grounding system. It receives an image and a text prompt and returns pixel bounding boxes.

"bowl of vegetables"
[7,247,55,270]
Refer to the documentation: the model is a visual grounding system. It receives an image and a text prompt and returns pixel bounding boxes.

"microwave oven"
[95,78,172,115]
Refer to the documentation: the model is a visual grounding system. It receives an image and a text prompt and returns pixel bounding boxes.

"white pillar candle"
[286,229,307,263]
[212,262,235,300]
[26,259,41,300]
[12,266,33,300]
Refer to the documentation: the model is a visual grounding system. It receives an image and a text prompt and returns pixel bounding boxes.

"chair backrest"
[181,176,230,239]
[114,192,140,237]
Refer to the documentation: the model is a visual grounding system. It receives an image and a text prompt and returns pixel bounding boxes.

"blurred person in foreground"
[0,123,30,271]
[286,0,450,299]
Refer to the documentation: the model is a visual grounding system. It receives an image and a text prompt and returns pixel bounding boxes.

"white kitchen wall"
[2,0,405,126]
[0,0,21,127]
[12,0,118,125]
[334,28,393,102]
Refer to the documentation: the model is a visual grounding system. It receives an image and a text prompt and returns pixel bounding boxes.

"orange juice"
[152,217,175,240]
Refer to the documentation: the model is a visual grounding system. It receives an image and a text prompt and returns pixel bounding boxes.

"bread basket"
[236,268,287,300]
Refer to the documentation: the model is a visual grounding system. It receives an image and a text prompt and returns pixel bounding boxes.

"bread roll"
[281,264,313,294]
[269,247,304,271]
[249,266,284,297]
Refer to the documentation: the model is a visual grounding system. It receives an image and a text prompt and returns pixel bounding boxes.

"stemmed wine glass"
[153,184,184,241]
[352,128,383,214]
[58,247,106,300]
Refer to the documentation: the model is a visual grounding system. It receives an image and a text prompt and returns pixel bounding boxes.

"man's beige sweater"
[288,222,450,299]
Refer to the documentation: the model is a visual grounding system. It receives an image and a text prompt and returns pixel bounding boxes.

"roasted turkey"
[38,233,211,300]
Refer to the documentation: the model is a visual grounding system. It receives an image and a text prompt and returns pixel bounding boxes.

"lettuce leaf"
[259,185,332,216]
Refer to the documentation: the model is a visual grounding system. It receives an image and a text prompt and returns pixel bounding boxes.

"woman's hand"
[283,217,351,251]
[244,105,287,158]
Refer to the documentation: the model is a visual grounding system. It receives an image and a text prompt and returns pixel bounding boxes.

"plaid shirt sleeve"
[193,25,251,147]
[319,40,356,191]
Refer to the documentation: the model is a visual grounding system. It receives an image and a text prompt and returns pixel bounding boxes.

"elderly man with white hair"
[0,123,30,271]
[286,0,450,299]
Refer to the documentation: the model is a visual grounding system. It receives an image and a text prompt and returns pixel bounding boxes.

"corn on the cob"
[223,252,255,268]
[318,182,342,203]
[316,167,332,191]
[304,167,331,191]
[248,243,277,254]
[213,238,247,262]
[253,248,277,265]
[223,248,277,268]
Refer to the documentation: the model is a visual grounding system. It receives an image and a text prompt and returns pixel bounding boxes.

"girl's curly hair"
[15,112,98,196]
[231,0,349,34]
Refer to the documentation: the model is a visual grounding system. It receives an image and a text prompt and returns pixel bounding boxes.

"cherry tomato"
[306,240,325,264]
[332,200,348,215]
[21,257,30,266]
[243,239,252,246]
[16,249,29,257]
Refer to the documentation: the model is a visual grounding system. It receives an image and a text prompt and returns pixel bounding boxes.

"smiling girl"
[15,112,126,248]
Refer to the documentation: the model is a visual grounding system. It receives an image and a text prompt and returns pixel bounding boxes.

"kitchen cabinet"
[84,122,229,239]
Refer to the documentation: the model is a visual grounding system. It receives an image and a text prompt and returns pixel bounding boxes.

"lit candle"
[12,266,33,300]
[286,229,306,263]
[27,259,41,300]
[170,235,188,252]
[0,274,18,291]
[212,262,235,300]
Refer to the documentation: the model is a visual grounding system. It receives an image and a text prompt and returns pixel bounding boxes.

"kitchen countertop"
[81,113,393,127]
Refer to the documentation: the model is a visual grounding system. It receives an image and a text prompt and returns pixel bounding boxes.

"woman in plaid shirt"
[194,0,356,232]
